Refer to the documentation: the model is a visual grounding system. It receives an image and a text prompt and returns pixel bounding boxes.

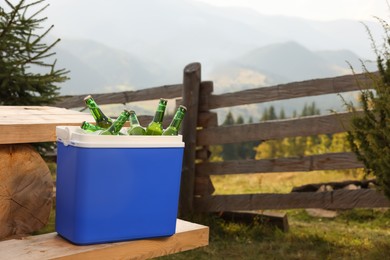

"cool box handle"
[56,126,72,146]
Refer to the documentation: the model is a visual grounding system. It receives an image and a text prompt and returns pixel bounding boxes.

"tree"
[345,16,390,199]
[279,108,286,119]
[301,102,320,117]
[0,0,68,105]
[255,102,324,159]
[261,105,278,121]
[221,111,239,160]
[236,115,258,159]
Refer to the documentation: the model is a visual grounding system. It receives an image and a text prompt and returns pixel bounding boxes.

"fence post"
[179,62,201,216]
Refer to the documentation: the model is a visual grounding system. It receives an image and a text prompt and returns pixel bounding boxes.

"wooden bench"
[0,106,209,259]
[0,219,209,259]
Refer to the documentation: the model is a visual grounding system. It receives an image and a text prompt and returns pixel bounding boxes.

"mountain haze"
[209,41,372,93]
[45,0,382,118]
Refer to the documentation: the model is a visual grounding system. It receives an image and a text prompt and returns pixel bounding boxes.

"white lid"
[56,126,184,148]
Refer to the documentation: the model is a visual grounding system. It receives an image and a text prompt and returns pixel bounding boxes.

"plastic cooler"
[55,126,185,245]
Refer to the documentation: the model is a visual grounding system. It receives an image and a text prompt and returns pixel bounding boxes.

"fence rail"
[54,63,390,215]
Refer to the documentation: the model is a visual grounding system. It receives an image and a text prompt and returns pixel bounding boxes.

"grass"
[157,169,388,259]
[37,163,388,259]
[36,207,390,259]
[211,169,367,194]
[159,209,390,260]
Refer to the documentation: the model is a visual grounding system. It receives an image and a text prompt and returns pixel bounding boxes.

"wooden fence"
[54,62,390,215]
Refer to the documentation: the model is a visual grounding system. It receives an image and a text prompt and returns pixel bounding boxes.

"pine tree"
[221,111,239,160]
[345,16,390,199]
[279,108,286,119]
[236,115,258,159]
[0,0,68,105]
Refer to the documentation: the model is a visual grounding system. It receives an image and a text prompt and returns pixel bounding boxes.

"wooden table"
[0,106,209,259]
[0,106,95,144]
[0,219,209,260]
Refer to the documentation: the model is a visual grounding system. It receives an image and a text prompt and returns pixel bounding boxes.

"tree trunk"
[0,144,53,239]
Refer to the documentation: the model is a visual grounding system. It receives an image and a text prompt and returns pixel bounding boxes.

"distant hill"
[209,41,372,93]
[55,39,171,95]
[206,42,372,123]
[52,39,373,121]
[45,0,383,120]
[46,0,382,95]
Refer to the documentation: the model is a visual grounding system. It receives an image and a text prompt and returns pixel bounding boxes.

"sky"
[194,0,390,22]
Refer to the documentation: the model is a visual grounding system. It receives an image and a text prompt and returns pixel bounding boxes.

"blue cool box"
[55,126,184,245]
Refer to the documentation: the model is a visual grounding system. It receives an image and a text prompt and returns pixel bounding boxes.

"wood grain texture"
[54,84,183,109]
[196,152,363,175]
[199,81,214,112]
[0,144,53,239]
[0,106,94,144]
[197,111,362,145]
[197,112,218,128]
[180,62,202,214]
[207,72,373,109]
[0,219,209,260]
[194,189,390,212]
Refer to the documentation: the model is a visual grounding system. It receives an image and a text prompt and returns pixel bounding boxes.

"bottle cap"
[83,95,92,101]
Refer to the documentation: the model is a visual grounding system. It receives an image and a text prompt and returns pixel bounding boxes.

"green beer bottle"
[145,98,168,135]
[127,110,146,135]
[99,110,130,135]
[80,121,103,132]
[84,95,113,128]
[162,105,187,136]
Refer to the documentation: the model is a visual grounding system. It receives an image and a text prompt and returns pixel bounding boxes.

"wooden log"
[194,81,216,197]
[0,144,53,239]
[194,189,390,212]
[180,62,202,215]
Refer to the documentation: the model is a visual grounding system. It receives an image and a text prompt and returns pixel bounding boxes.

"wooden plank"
[196,147,211,161]
[54,84,183,109]
[0,219,208,260]
[180,62,202,215]
[195,175,216,196]
[196,152,363,175]
[207,72,373,109]
[0,106,94,144]
[0,106,83,115]
[198,112,218,128]
[199,81,214,112]
[194,189,390,212]
[197,111,361,145]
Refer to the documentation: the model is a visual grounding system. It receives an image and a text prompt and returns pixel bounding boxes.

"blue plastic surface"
[55,141,184,245]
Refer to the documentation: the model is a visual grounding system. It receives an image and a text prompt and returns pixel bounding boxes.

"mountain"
[43,0,383,115]
[209,41,371,93]
[206,41,368,123]
[46,0,382,77]
[54,39,172,95]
